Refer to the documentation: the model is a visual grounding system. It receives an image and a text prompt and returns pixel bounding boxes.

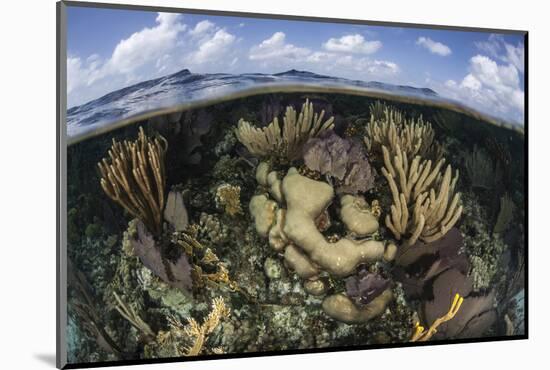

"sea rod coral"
[381,144,462,246]
[235,99,335,162]
[98,127,168,235]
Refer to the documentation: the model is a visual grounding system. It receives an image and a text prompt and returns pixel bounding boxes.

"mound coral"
[248,162,396,323]
[235,99,334,162]
[98,127,168,235]
[303,130,375,194]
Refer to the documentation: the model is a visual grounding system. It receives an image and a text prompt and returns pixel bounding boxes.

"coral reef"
[67,93,524,363]
[235,99,334,162]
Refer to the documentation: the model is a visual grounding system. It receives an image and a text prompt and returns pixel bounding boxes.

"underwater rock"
[178,109,213,165]
[303,131,375,194]
[264,257,283,280]
[214,130,237,157]
[322,290,393,324]
[163,190,189,232]
[126,220,192,292]
[303,279,328,296]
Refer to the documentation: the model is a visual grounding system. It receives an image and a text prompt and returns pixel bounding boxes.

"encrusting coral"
[381,144,462,246]
[98,127,168,235]
[235,99,335,162]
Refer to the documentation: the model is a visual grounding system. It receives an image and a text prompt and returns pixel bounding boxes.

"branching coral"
[235,99,334,162]
[382,144,462,246]
[98,127,168,235]
[170,297,230,356]
[364,105,435,159]
[410,293,463,342]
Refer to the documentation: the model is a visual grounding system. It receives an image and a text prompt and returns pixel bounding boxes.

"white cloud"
[106,12,186,75]
[416,37,452,56]
[187,29,236,64]
[436,54,524,123]
[189,20,215,37]
[249,32,310,62]
[475,34,524,73]
[248,32,398,80]
[322,34,382,54]
[67,14,241,107]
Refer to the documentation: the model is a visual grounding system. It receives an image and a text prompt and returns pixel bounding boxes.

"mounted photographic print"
[56,1,527,368]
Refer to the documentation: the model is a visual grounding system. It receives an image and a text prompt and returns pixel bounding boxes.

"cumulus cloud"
[322,34,382,54]
[105,13,186,75]
[187,29,236,64]
[67,14,240,107]
[475,34,524,73]
[248,32,398,80]
[416,37,452,56]
[439,54,524,123]
[189,20,215,38]
[249,32,310,62]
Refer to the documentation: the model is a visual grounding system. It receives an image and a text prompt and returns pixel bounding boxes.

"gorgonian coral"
[303,130,375,194]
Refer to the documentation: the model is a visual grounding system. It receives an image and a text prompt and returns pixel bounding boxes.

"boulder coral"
[249,162,396,323]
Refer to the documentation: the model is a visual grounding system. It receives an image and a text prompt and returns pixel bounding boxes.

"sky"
[66,6,526,124]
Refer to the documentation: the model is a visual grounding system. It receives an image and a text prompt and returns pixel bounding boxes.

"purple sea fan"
[345,269,391,305]
[303,131,375,194]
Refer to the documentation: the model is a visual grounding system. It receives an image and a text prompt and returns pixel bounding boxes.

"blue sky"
[67,6,525,124]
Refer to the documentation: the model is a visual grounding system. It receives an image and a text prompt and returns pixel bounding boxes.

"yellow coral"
[182,297,231,356]
[410,293,464,342]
